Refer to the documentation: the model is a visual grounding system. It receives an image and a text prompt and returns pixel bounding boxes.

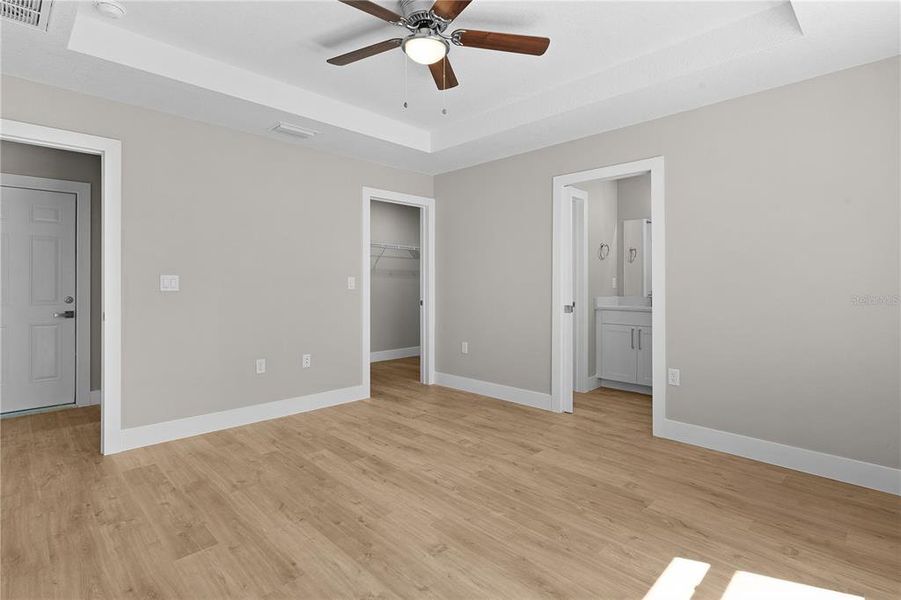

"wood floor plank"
[2,357,899,599]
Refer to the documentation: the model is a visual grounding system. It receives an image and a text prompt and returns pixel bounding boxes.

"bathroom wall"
[616,174,652,293]
[580,180,618,375]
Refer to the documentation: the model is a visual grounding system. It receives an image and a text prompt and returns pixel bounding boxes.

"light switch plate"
[612,276,617,289]
[255,358,266,374]
[302,354,311,368]
[668,368,680,386]
[347,276,356,290]
[160,274,180,292]
[461,341,469,355]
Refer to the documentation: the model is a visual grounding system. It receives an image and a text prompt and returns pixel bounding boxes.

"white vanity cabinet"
[596,308,652,387]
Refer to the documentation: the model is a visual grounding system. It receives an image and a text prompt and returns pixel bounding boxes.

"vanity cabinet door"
[636,327,653,387]
[600,324,637,383]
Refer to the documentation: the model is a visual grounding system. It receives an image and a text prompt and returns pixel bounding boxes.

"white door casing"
[0,119,121,455]
[552,156,665,434]
[361,187,435,392]
[1,175,91,413]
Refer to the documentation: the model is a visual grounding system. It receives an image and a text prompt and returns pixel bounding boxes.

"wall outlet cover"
[347,276,356,290]
[668,368,680,386]
[302,354,311,368]
[160,274,180,292]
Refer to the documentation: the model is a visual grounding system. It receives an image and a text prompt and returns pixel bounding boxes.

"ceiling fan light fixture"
[402,34,448,65]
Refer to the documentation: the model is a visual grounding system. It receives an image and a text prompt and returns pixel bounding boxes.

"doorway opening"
[0,119,122,454]
[361,187,435,395]
[1,151,95,416]
[552,157,665,434]
[370,200,422,384]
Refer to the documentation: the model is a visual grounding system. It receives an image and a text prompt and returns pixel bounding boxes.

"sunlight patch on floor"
[721,571,864,600]
[644,558,864,600]
[643,557,711,600]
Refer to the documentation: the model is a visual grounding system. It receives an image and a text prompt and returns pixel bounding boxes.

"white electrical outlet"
[302,354,311,368]
[160,274,180,292]
[255,358,266,374]
[612,276,617,289]
[461,341,469,354]
[347,276,356,290]
[668,368,680,386]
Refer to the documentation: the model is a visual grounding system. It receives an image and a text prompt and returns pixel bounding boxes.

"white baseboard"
[370,346,420,362]
[78,390,102,406]
[576,376,603,393]
[599,379,652,395]
[434,372,552,411]
[116,385,368,453]
[660,418,901,495]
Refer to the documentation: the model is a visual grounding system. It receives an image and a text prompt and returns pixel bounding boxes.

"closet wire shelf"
[370,242,420,270]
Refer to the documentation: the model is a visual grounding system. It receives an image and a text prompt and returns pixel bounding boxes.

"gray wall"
[580,180,618,374]
[435,57,900,468]
[1,141,102,390]
[1,76,432,429]
[370,200,420,353]
[616,174,652,291]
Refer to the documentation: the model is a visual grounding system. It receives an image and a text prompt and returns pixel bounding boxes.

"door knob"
[53,311,75,319]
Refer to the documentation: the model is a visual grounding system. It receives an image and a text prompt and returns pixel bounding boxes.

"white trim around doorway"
[1,119,123,455]
[552,156,666,434]
[361,187,436,394]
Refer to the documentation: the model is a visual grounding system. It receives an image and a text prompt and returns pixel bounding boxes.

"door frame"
[0,173,92,408]
[552,157,666,434]
[1,119,123,454]
[361,187,435,392]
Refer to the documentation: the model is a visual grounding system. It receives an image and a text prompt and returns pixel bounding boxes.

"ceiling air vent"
[1,0,52,30]
[270,122,318,140]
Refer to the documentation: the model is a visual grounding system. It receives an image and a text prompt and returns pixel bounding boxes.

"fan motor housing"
[400,0,448,32]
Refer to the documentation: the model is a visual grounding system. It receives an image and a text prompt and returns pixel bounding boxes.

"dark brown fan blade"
[327,38,402,65]
[431,0,472,22]
[338,0,404,23]
[428,56,459,90]
[454,29,550,55]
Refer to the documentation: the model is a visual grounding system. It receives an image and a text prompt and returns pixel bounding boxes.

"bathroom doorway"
[551,157,666,435]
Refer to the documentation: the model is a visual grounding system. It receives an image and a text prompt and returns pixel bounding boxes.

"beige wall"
[436,57,900,468]
[1,76,432,429]
[1,141,102,390]
[370,200,420,353]
[616,174,652,291]
[580,179,618,374]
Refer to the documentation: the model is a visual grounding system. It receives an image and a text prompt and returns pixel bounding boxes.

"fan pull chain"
[403,55,408,110]
[441,59,448,116]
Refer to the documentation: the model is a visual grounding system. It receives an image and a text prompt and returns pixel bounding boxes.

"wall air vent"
[1,0,52,30]
[270,122,319,140]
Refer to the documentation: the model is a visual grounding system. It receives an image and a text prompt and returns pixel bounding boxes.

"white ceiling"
[1,1,898,174]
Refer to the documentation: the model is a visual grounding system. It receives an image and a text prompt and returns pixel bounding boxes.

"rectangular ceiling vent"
[270,122,318,140]
[1,0,52,30]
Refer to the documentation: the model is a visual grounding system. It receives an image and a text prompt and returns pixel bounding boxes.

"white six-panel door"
[1,184,78,413]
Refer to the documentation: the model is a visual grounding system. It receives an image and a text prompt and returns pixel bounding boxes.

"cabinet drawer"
[598,309,651,327]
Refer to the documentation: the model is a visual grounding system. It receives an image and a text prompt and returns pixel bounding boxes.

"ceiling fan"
[327,0,550,90]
